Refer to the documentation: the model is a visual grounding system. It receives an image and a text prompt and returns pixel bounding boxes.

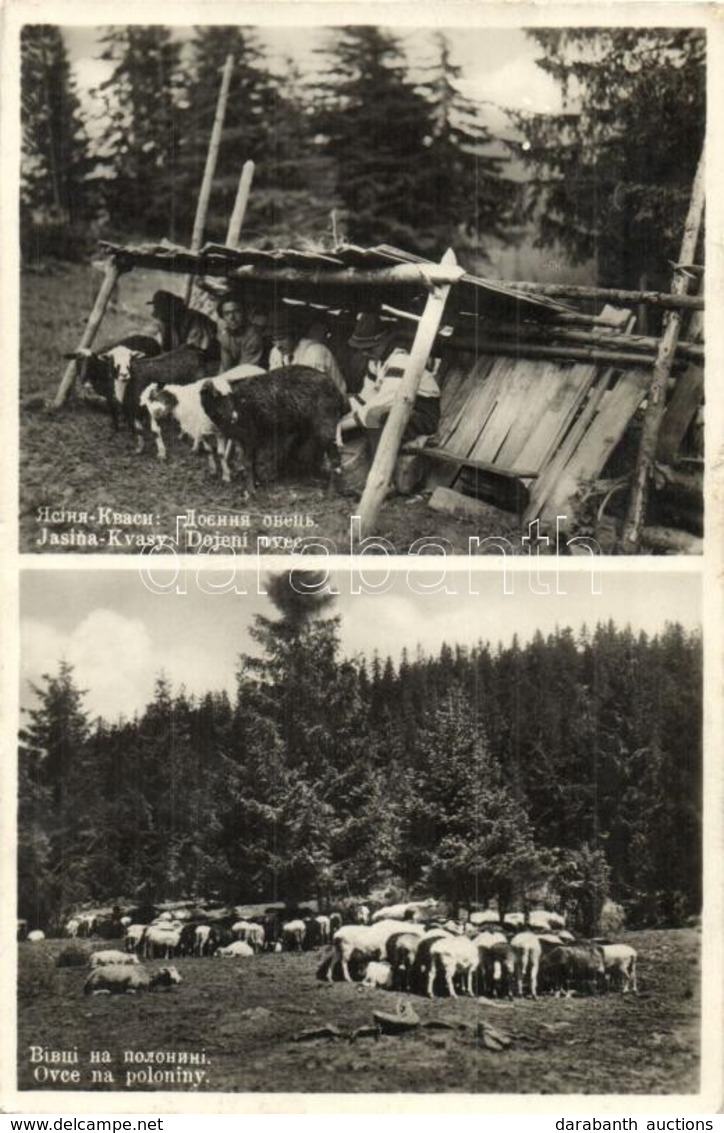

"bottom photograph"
[17,567,703,1097]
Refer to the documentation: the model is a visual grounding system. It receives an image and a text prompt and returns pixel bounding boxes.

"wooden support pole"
[447,338,678,370]
[356,249,463,539]
[184,53,235,306]
[488,281,703,311]
[454,322,703,363]
[226,160,255,247]
[52,260,121,407]
[620,146,706,551]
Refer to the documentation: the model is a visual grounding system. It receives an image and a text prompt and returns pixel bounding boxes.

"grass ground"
[18,928,700,1096]
[19,263,527,556]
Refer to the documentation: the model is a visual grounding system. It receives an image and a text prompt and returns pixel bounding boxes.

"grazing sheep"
[480,941,516,999]
[282,919,307,952]
[193,925,216,957]
[600,943,638,993]
[124,924,147,953]
[427,936,479,999]
[469,909,501,928]
[328,920,426,983]
[510,931,542,998]
[199,365,347,494]
[528,909,566,931]
[89,950,139,969]
[314,915,331,946]
[410,929,452,995]
[385,931,423,992]
[539,944,606,996]
[143,923,183,960]
[84,964,181,995]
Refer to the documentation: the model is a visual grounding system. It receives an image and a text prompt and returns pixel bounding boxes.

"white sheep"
[143,922,183,960]
[328,919,425,983]
[216,941,254,959]
[510,931,543,998]
[124,924,147,953]
[89,949,139,969]
[362,960,394,989]
[141,365,265,481]
[600,943,638,993]
[427,936,478,998]
[27,930,46,943]
[84,964,181,995]
[281,919,306,952]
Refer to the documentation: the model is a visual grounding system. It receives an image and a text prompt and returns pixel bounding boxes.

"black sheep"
[200,365,347,492]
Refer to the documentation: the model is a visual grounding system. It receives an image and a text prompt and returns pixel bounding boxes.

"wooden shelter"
[55,235,704,549]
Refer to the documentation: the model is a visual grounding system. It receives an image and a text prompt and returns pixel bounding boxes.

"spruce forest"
[20,25,705,287]
[19,576,702,936]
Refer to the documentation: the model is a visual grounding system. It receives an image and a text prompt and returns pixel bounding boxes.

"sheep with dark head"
[200,365,347,493]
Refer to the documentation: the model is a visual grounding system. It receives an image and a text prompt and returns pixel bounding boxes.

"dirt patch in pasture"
[19,263,526,556]
[17,929,700,1095]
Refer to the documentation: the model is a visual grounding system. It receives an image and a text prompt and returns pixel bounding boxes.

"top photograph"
[17,21,706,556]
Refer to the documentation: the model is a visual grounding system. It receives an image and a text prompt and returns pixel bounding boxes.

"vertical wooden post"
[226,160,255,247]
[620,147,705,551]
[52,260,121,407]
[356,249,462,539]
[184,53,235,306]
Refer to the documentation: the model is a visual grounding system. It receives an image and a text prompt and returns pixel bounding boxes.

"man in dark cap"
[342,311,441,444]
[148,290,219,358]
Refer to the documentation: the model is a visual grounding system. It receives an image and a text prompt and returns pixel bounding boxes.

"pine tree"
[315,27,443,253]
[18,662,93,924]
[94,27,183,235]
[20,25,92,225]
[418,32,510,255]
[512,29,705,288]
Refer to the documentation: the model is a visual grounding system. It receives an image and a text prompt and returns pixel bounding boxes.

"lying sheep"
[89,949,139,969]
[216,941,254,959]
[362,960,394,989]
[27,930,46,943]
[200,365,347,494]
[84,964,181,995]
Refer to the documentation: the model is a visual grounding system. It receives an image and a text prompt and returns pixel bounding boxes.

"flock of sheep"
[68,339,347,493]
[55,899,638,1001]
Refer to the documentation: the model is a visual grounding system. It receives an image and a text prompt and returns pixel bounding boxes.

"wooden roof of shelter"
[98,239,575,325]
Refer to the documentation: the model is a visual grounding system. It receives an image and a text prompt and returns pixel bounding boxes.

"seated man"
[293,320,347,398]
[216,293,265,371]
[267,311,298,370]
[342,312,440,446]
[148,289,218,357]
